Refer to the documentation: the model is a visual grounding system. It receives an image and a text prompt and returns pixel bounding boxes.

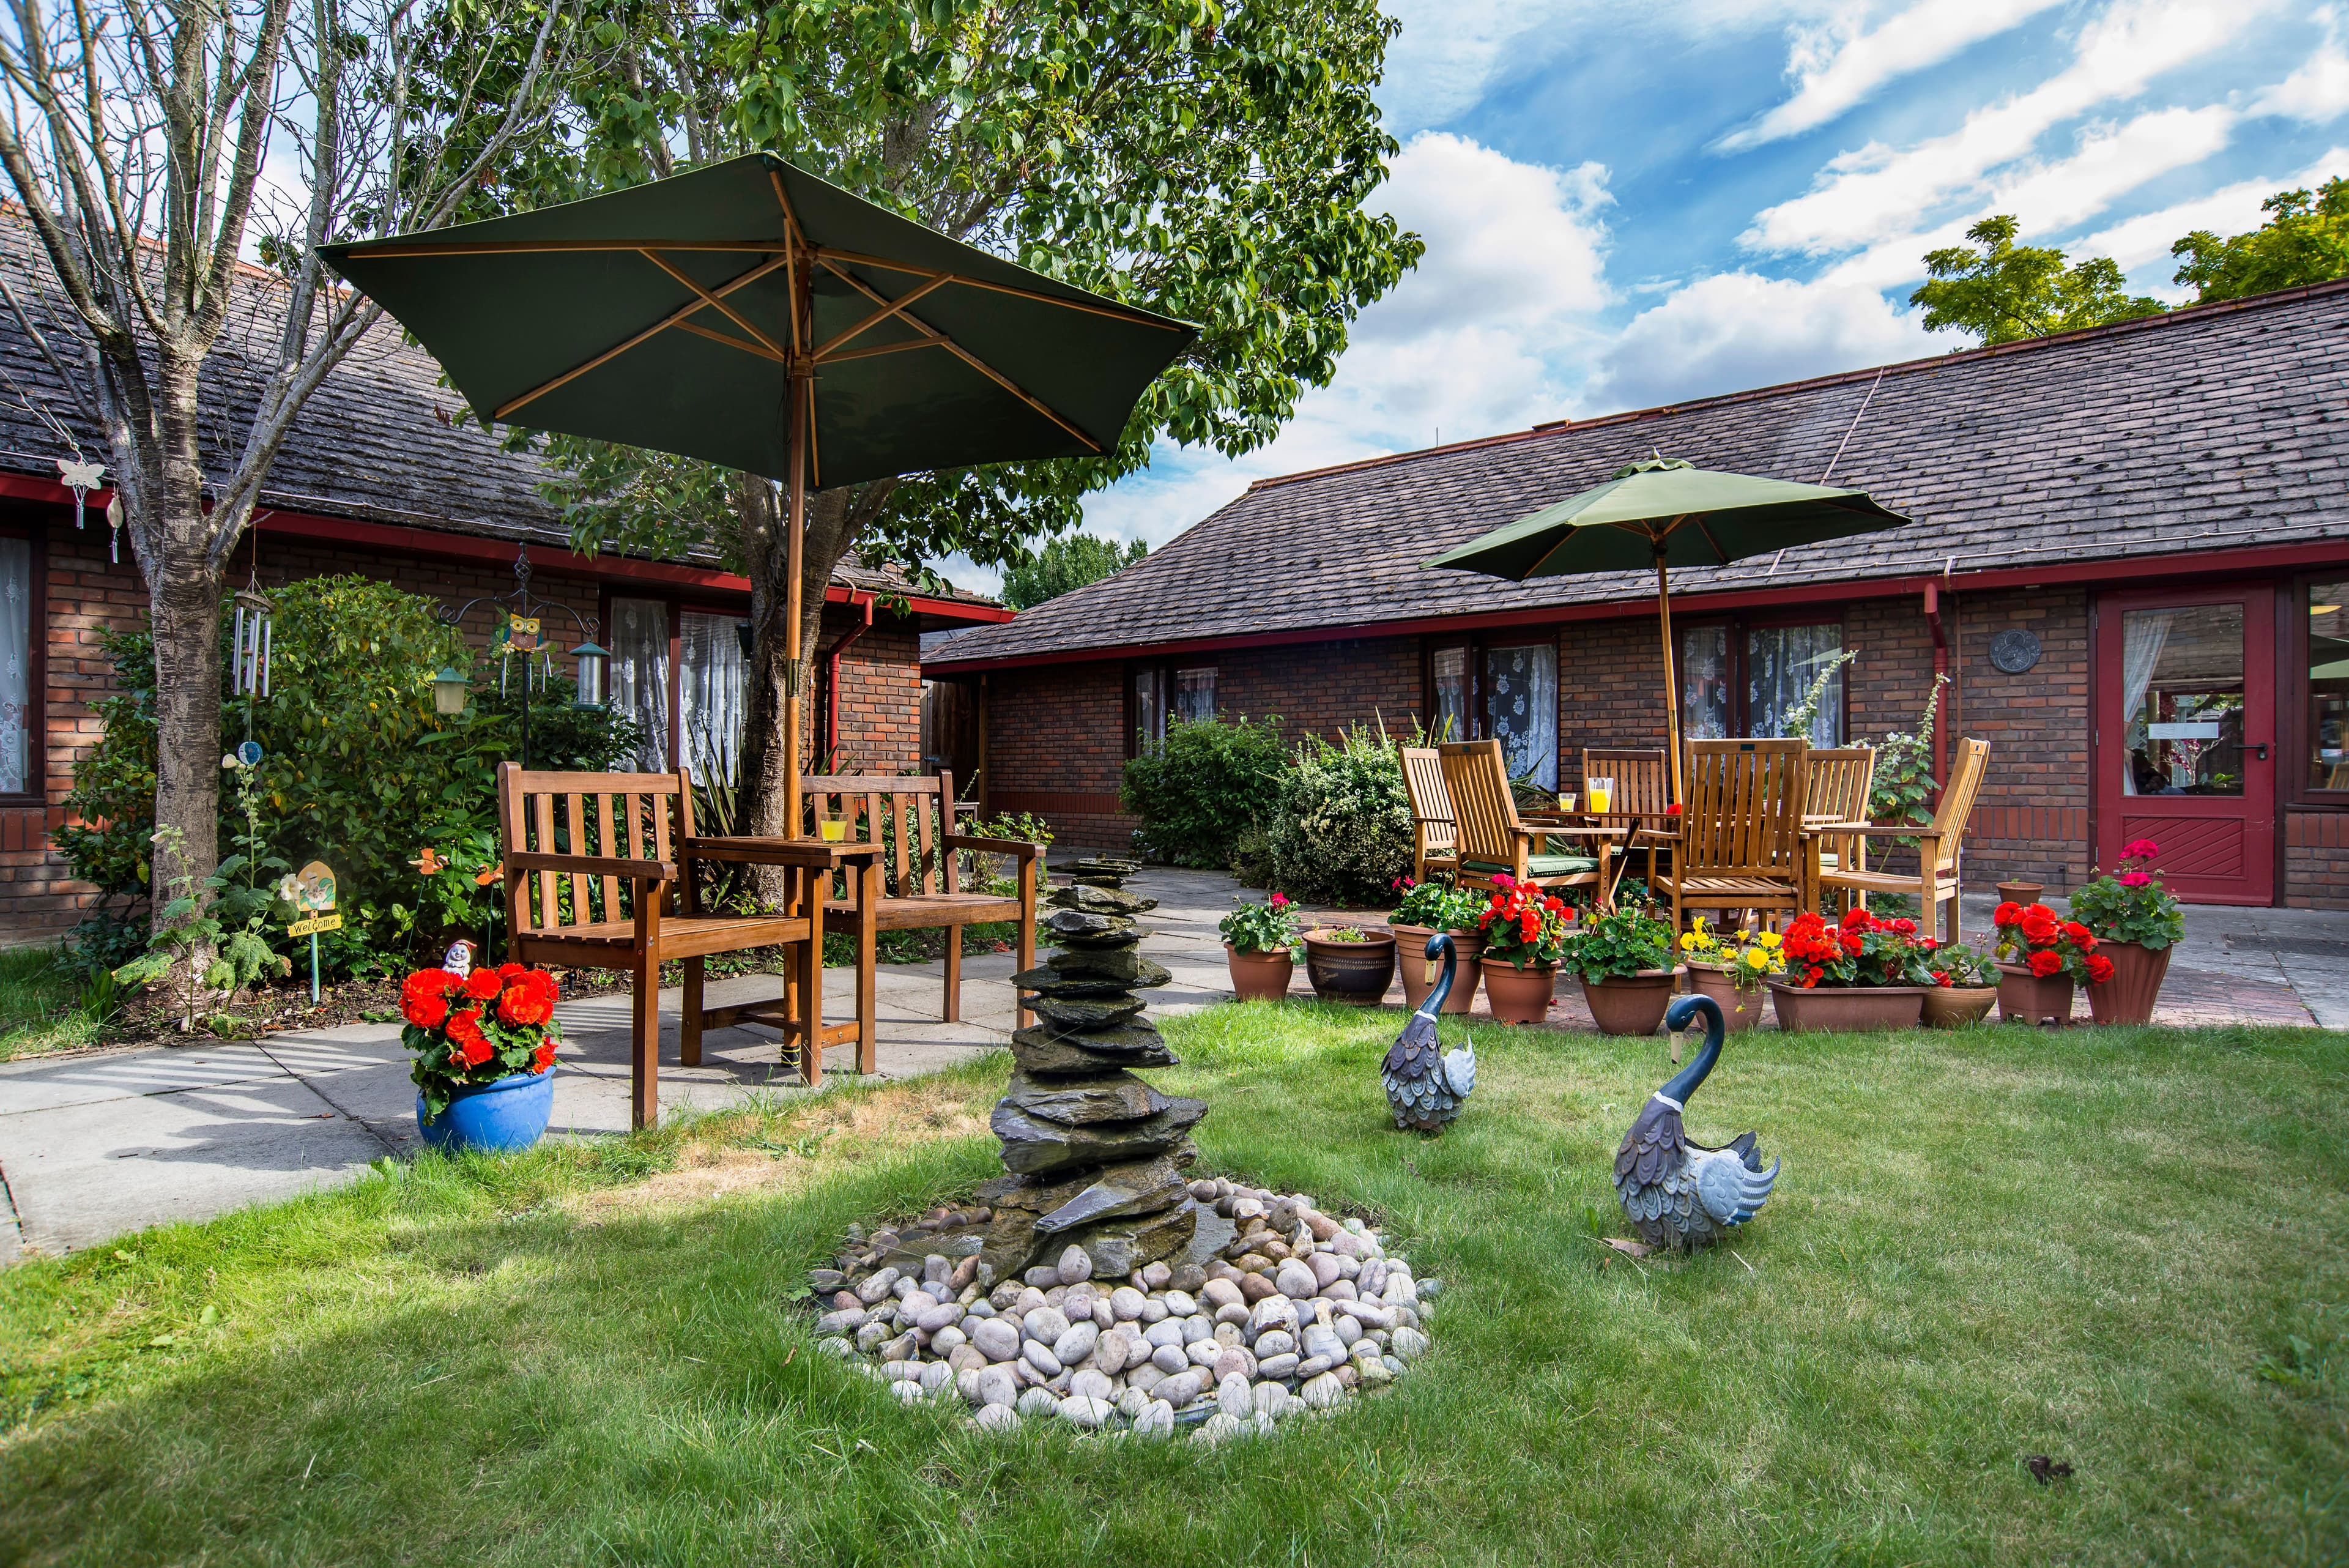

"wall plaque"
[1988,628,2043,674]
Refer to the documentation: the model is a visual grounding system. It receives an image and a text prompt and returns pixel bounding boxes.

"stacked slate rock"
[807,1181,1442,1441]
[973,856,1206,1285]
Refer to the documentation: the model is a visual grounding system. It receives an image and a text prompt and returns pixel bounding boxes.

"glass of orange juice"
[1587,776,1614,814]
[819,819,847,842]
[1556,792,1577,814]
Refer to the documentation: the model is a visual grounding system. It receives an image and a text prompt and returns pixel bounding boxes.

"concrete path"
[3,862,2342,1263]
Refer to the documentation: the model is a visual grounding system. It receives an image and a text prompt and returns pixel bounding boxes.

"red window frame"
[0,521,46,806]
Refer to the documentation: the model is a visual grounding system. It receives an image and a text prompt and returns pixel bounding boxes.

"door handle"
[2252,743,2269,761]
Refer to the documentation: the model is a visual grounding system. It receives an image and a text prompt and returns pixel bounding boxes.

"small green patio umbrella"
[1427,456,1910,801]
[320,152,1195,831]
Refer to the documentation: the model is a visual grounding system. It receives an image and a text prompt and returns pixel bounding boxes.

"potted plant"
[1558,903,1681,1035]
[1302,924,1398,1005]
[1220,894,1302,1001]
[1918,942,2002,1028]
[1477,876,1577,1025]
[1767,907,1934,1031]
[1389,877,1487,1014]
[403,962,563,1152]
[2069,838,2184,1026]
[1990,901,2108,1026]
[1676,916,1782,1033]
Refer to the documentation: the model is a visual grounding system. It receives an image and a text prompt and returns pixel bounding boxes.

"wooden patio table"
[676,835,883,1085]
[1523,806,1649,905]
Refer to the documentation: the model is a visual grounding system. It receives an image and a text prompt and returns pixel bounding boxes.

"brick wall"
[1950,587,2092,890]
[2286,810,2349,911]
[1217,636,1423,740]
[986,660,1130,847]
[1557,619,1668,773]
[826,613,924,774]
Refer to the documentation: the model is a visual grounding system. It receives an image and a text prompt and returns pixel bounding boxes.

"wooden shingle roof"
[930,278,2349,669]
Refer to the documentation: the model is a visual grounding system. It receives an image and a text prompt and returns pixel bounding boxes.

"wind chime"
[53,456,119,563]
[232,578,274,702]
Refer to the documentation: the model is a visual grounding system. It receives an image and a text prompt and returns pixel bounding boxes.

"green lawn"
[0,945,100,1061]
[1,1006,2343,1566]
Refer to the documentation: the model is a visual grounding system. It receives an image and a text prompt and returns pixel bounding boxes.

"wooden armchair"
[1437,740,1611,905]
[1820,738,1991,944]
[1803,746,1878,910]
[1398,745,1459,883]
[497,764,872,1130]
[1650,740,1809,934]
[801,770,1041,1026]
[1583,746,1671,897]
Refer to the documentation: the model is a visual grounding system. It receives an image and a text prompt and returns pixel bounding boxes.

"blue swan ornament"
[1382,934,1477,1132]
[1614,994,1781,1249]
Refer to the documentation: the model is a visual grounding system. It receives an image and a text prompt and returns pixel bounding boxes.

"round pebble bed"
[808,1176,1442,1444]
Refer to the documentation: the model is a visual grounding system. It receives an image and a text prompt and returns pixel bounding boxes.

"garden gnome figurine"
[442,940,475,979]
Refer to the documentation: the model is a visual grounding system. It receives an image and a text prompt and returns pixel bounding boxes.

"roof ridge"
[1247,275,2349,494]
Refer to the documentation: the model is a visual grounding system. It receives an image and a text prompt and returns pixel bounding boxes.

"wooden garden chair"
[1398,745,1459,883]
[800,770,1041,1027]
[1583,746,1671,899]
[1649,739,1809,935]
[497,764,880,1131]
[1437,739,1612,905]
[1819,738,1992,945]
[1801,746,1878,912]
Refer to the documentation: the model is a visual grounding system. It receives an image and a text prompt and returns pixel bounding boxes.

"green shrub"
[1120,714,1286,867]
[1265,724,1412,906]
[56,575,642,972]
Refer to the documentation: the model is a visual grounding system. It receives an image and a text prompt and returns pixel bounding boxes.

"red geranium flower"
[2122,838,2160,860]
[2027,950,2062,978]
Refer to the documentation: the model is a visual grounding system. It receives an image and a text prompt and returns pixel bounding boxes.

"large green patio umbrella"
[320,152,1195,832]
[1427,456,1910,801]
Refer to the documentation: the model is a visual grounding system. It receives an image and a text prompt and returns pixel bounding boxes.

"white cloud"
[2254,10,2349,122]
[1745,0,2274,256]
[2072,144,2349,286]
[1715,0,2068,152]
[1580,272,1936,415]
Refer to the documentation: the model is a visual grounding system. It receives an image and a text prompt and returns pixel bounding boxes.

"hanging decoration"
[54,456,101,530]
[231,583,274,699]
[438,541,602,770]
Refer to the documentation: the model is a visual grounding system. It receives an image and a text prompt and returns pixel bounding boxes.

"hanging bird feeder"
[231,587,273,699]
[568,639,610,710]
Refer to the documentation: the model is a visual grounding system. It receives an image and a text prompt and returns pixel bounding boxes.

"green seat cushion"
[1463,855,1598,879]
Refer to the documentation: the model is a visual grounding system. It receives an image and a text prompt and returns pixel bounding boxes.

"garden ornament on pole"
[320,152,1196,837]
[1425,457,1909,801]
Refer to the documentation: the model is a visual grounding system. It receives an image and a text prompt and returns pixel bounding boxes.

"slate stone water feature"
[972,856,1207,1283]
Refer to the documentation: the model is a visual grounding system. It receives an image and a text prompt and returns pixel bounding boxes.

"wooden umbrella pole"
[1654,548,1682,804]
[782,237,812,841]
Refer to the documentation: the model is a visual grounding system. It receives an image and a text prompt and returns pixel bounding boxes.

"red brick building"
[0,271,1006,942]
[930,281,2349,910]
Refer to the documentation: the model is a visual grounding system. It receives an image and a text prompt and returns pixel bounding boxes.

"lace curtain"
[0,539,26,793]
[1484,642,1557,790]
[680,611,746,783]
[2119,609,2175,795]
[1746,623,1844,746]
[1680,625,1730,740]
[608,596,670,771]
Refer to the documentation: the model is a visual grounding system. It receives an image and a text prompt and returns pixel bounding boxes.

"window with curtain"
[680,610,746,783]
[2307,581,2348,793]
[0,538,28,795]
[1133,666,1168,752]
[1680,625,1730,740]
[1746,623,1844,745]
[1484,641,1557,790]
[2123,603,2242,795]
[1430,645,1469,741]
[609,596,670,771]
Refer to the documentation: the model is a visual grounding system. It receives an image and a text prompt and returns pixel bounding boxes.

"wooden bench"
[497,764,879,1129]
[801,770,1041,1025]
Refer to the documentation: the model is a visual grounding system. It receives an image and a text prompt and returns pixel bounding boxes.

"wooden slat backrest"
[496,764,684,935]
[1680,740,1808,877]
[800,771,951,897]
[1929,739,1992,872]
[1583,748,1668,817]
[1436,740,1521,869]
[1398,747,1456,856]
[1806,746,1877,875]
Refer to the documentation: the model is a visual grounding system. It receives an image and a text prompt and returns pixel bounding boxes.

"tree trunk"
[147,548,225,920]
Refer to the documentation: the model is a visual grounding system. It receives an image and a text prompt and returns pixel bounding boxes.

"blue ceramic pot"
[417,1063,555,1153]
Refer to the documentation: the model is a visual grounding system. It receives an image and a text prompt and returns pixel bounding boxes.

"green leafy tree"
[1912,215,2165,345]
[2172,178,2349,302]
[489,0,1419,856]
[1002,533,1148,610]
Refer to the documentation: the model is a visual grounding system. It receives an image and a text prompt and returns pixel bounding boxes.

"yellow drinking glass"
[1556,792,1577,814]
[818,819,846,842]
[1588,776,1614,814]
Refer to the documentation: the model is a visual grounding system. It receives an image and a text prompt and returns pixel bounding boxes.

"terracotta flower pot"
[2086,940,2171,1026]
[1224,943,1294,1003]
[1995,880,2044,907]
[1684,964,1766,1033]
[1390,923,1483,1014]
[1579,967,1685,1036]
[1995,961,2074,1026]
[1479,958,1557,1025]
[1766,981,1928,1033]
[1302,928,1397,1005]
[1921,985,2000,1028]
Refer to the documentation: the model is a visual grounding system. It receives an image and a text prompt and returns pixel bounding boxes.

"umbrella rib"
[770,167,806,354]
[1691,515,1731,565]
[814,274,952,361]
[822,259,1101,453]
[491,252,794,420]
[820,338,941,365]
[639,250,792,360]
[815,246,1179,330]
[340,239,792,258]
[674,318,786,363]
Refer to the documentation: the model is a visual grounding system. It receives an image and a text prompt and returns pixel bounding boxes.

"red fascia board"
[0,472,1009,620]
[924,536,2349,674]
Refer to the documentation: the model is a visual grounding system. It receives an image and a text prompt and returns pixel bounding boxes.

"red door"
[2093,585,2276,904]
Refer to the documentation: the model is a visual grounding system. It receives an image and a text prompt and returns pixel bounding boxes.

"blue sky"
[947,0,2349,595]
